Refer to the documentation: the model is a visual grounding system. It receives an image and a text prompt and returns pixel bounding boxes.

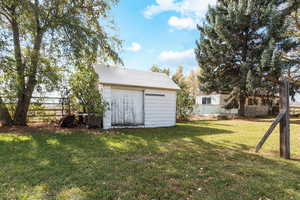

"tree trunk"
[0,97,12,126]
[13,92,33,126]
[10,11,27,125]
[238,96,246,117]
[13,31,43,125]
[11,14,25,100]
[12,19,43,125]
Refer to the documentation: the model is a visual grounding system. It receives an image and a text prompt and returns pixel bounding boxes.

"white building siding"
[193,104,238,115]
[194,94,271,117]
[102,85,112,129]
[102,86,177,129]
[111,89,144,125]
[144,89,177,127]
[196,95,220,105]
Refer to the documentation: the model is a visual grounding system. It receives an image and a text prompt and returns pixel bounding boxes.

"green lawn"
[1,119,300,200]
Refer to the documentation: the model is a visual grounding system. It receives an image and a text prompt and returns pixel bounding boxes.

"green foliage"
[70,66,107,116]
[172,66,195,121]
[284,9,300,88]
[0,0,122,125]
[195,0,298,116]
[175,89,195,121]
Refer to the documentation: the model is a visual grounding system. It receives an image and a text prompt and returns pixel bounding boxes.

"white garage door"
[111,89,144,126]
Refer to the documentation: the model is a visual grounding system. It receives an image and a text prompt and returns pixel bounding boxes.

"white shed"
[94,65,180,129]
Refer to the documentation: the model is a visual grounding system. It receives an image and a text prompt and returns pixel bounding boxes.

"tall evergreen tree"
[195,0,298,116]
[284,8,300,80]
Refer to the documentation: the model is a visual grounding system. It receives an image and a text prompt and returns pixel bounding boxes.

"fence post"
[279,79,290,159]
[61,98,64,117]
[68,97,71,115]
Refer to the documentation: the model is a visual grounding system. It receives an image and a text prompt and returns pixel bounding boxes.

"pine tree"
[284,9,300,77]
[195,0,298,116]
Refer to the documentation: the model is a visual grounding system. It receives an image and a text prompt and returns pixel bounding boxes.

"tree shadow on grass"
[0,124,300,199]
[119,122,234,142]
[243,117,300,126]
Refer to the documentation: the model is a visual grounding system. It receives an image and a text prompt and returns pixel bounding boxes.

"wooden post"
[279,79,290,159]
[67,97,71,115]
[61,98,64,116]
[255,110,286,153]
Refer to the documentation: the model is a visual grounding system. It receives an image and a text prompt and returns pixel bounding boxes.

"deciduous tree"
[70,64,107,116]
[172,66,195,121]
[0,0,121,125]
[186,69,200,97]
[150,65,171,76]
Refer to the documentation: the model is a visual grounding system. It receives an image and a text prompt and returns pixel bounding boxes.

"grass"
[1,119,300,199]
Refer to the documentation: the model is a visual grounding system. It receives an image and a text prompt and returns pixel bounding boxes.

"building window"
[202,97,212,104]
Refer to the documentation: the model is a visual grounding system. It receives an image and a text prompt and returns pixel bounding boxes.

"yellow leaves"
[46,138,60,145]
[58,187,88,200]
[0,135,31,141]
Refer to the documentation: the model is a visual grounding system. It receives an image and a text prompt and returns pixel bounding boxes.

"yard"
[1,119,300,200]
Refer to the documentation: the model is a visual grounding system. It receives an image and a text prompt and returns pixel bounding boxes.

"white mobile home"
[194,93,278,117]
[94,65,180,129]
[193,93,238,116]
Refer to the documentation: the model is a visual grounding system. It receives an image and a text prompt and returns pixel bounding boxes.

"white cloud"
[127,42,141,52]
[143,0,216,19]
[159,49,195,66]
[143,0,177,19]
[168,16,196,30]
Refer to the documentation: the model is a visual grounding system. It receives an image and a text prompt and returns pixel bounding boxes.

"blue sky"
[111,0,216,73]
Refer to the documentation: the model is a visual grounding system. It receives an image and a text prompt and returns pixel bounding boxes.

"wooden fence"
[256,79,290,159]
[1,96,72,123]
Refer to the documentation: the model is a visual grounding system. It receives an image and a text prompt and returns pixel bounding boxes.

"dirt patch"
[0,123,105,135]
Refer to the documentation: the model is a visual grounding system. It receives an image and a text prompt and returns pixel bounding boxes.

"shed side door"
[111,89,144,126]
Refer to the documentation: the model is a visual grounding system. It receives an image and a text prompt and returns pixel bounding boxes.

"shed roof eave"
[100,82,181,91]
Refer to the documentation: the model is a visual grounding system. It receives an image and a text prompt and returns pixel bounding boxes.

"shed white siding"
[96,65,179,129]
[102,85,112,130]
[102,86,177,129]
[144,89,176,127]
[111,89,144,125]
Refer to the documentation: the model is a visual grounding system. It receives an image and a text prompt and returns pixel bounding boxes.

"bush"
[70,66,108,117]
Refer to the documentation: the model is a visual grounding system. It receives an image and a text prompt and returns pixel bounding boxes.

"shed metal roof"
[94,64,180,90]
